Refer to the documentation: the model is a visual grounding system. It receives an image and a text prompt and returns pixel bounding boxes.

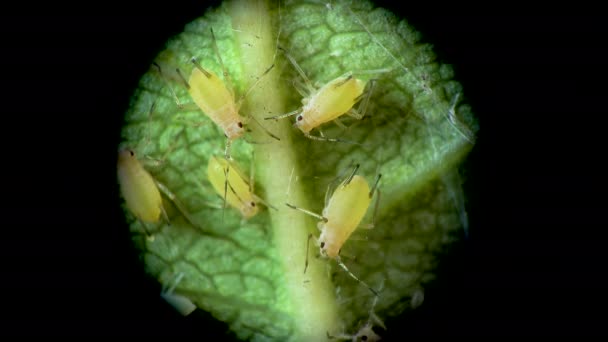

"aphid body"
[188,67,245,140]
[117,149,163,223]
[295,75,366,134]
[318,174,370,258]
[207,155,258,219]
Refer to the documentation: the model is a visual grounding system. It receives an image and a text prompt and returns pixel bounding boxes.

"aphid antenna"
[247,114,281,141]
[285,203,327,222]
[335,255,379,297]
[236,63,276,109]
[210,27,234,92]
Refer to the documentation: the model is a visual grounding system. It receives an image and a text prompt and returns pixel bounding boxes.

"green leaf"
[119,0,478,341]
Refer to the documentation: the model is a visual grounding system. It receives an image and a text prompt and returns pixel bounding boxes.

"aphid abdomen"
[117,150,163,223]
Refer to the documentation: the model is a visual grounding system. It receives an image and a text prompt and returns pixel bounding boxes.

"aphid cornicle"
[286,164,381,295]
[265,49,378,142]
[207,155,262,219]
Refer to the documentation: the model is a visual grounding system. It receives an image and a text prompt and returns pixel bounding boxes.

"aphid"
[117,148,197,235]
[117,148,167,234]
[286,164,381,295]
[207,155,273,219]
[265,48,379,142]
[160,272,197,316]
[328,292,386,341]
[179,28,278,159]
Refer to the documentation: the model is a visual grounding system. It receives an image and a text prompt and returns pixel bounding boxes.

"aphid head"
[317,230,339,259]
[118,148,137,162]
[239,200,259,219]
[224,120,246,140]
[293,113,313,133]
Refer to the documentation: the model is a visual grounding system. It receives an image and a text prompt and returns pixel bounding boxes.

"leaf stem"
[229,1,339,340]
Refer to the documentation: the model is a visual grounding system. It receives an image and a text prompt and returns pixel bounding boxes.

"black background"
[2,0,606,338]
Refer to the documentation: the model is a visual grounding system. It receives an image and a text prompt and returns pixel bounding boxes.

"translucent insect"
[265,48,380,142]
[160,272,197,317]
[170,28,278,159]
[286,164,381,295]
[117,148,197,236]
[207,155,274,219]
[328,292,386,341]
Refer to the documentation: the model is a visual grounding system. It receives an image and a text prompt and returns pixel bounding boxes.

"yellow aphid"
[318,173,371,259]
[178,28,277,159]
[117,148,164,223]
[207,155,259,219]
[117,146,199,235]
[265,49,377,142]
[295,75,366,134]
[286,165,381,295]
[188,66,245,140]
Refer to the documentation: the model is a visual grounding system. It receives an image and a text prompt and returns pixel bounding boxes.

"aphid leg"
[264,108,302,121]
[302,131,365,146]
[335,255,379,296]
[224,139,233,161]
[154,179,200,230]
[332,117,348,130]
[351,79,377,120]
[142,128,185,169]
[304,233,316,274]
[136,219,153,237]
[151,62,186,109]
